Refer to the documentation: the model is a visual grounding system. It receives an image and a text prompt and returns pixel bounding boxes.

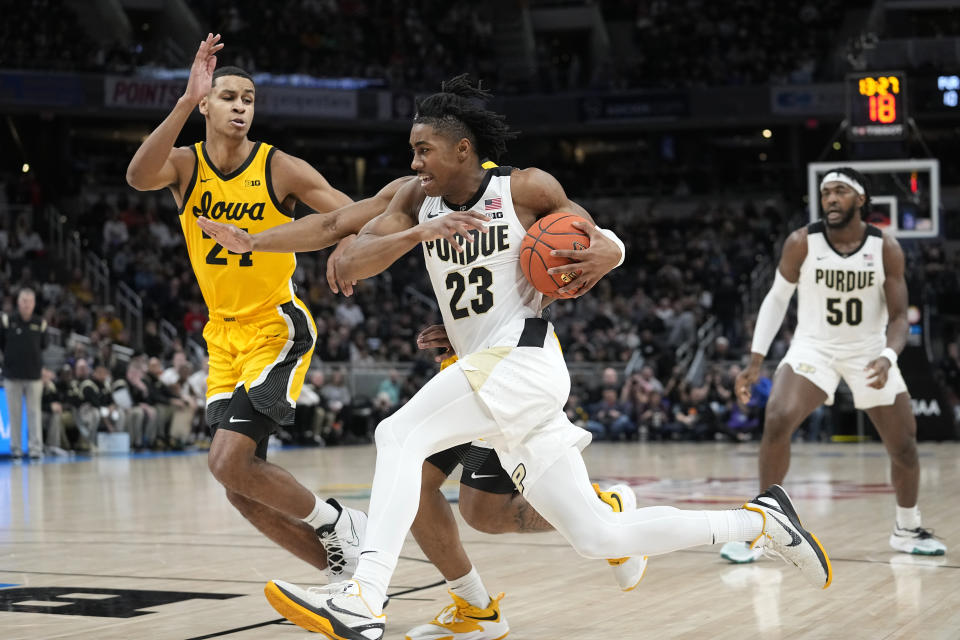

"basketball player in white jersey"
[257,76,832,640]
[719,167,947,565]
[203,162,643,640]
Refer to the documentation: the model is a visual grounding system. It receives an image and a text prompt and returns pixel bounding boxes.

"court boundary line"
[181,580,446,640]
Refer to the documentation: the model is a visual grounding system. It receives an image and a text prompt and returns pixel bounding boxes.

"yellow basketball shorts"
[204,297,316,428]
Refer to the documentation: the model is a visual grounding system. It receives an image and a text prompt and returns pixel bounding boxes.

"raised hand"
[419,212,490,251]
[197,216,252,253]
[183,33,224,105]
[547,220,621,298]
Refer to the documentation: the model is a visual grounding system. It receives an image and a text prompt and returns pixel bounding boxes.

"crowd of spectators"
[565,361,771,443]
[1,0,877,92]
[0,0,152,73]
[602,0,858,89]
[195,0,498,91]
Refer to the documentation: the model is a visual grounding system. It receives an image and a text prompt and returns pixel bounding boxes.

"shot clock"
[846,71,908,140]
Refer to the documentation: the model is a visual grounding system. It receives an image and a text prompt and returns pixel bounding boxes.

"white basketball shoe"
[265,578,385,640]
[889,525,947,556]
[404,591,509,640]
[743,484,833,589]
[316,499,368,582]
[594,483,648,591]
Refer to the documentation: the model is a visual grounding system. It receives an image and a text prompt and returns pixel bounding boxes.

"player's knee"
[565,528,618,559]
[373,417,400,451]
[763,405,796,439]
[207,444,248,488]
[421,462,448,493]
[888,436,918,468]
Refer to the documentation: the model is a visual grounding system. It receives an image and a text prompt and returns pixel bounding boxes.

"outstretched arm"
[126,33,223,195]
[336,179,490,282]
[197,176,415,254]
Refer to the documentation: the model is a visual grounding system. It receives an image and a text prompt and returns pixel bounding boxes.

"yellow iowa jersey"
[180,141,297,319]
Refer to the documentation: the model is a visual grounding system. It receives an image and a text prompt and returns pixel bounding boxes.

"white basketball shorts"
[456,318,591,494]
[779,340,908,409]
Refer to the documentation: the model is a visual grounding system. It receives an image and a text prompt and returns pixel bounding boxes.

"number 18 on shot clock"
[846,71,908,140]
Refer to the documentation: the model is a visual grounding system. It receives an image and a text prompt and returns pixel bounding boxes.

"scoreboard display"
[846,72,908,141]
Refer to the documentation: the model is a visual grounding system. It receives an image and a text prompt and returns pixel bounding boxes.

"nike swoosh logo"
[426,212,439,219]
[464,611,500,622]
[346,516,360,546]
[816,256,828,260]
[326,598,372,618]
[200,178,212,183]
[770,513,802,547]
[229,416,251,423]
[470,472,499,480]
[360,550,377,556]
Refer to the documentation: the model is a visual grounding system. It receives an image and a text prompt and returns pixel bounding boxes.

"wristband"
[596,226,625,268]
[880,347,898,366]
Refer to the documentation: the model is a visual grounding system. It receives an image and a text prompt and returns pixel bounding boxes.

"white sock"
[705,509,765,545]
[302,494,340,529]
[354,553,394,616]
[896,504,921,530]
[448,566,490,609]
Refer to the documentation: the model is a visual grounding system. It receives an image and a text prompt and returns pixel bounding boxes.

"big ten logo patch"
[0,587,242,618]
[244,179,261,187]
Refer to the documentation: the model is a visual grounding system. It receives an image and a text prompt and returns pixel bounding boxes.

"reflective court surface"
[1,441,958,639]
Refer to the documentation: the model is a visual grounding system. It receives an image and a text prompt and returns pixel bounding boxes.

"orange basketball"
[520,212,591,298]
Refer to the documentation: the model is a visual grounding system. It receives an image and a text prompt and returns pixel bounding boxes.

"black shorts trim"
[247,300,315,426]
[206,397,231,429]
[517,318,548,348]
[426,444,516,495]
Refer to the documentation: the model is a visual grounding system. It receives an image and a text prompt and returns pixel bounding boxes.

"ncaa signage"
[911,398,941,417]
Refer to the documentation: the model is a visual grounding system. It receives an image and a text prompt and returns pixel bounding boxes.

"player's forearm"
[126,98,195,189]
[885,314,909,354]
[250,213,337,253]
[253,197,388,253]
[336,227,425,281]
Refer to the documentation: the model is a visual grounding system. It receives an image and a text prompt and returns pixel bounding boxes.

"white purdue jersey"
[793,221,888,354]
[420,166,543,356]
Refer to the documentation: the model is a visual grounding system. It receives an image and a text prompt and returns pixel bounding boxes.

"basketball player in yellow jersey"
[126,33,368,582]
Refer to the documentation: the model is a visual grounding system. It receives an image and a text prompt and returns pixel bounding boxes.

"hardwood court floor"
[1,441,958,639]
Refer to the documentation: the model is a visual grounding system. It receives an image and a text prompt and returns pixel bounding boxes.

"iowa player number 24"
[202,230,253,267]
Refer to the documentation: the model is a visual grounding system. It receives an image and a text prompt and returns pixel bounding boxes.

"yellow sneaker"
[404,591,509,640]
[594,483,648,591]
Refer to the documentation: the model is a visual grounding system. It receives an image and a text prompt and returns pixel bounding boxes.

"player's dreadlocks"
[829,166,872,218]
[414,74,518,162]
